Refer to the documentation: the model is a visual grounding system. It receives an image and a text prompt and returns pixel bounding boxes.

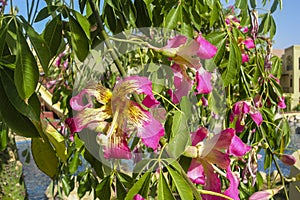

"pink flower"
[244,38,255,49]
[162,35,216,103]
[249,186,283,200]
[278,96,286,109]
[133,194,145,200]
[201,97,208,107]
[187,128,251,199]
[242,53,249,63]
[231,101,263,133]
[68,76,165,159]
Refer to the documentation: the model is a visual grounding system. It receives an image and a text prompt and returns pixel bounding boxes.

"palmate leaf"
[96,175,111,200]
[14,27,39,100]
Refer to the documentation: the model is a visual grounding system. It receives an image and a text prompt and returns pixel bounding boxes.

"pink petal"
[224,167,240,200]
[133,194,145,200]
[242,53,249,63]
[279,154,296,166]
[278,96,286,109]
[201,96,208,107]
[249,187,283,200]
[128,103,164,150]
[170,64,193,104]
[235,117,245,133]
[232,101,250,115]
[164,35,187,48]
[195,69,213,94]
[103,137,132,159]
[70,89,94,111]
[190,127,208,146]
[244,37,255,49]
[229,135,251,157]
[205,149,230,169]
[201,161,222,200]
[137,114,164,150]
[117,76,160,108]
[196,35,218,59]
[249,109,263,126]
[187,159,206,185]
[206,128,235,151]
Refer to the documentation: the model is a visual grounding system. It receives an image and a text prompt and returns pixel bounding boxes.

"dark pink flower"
[224,167,240,200]
[278,96,286,109]
[244,38,255,49]
[279,154,296,166]
[133,194,145,200]
[187,128,250,199]
[231,101,263,133]
[242,53,249,63]
[201,97,208,107]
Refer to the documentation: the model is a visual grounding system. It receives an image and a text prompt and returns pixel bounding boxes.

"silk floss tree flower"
[230,101,263,133]
[66,76,164,159]
[185,127,251,200]
[151,34,217,104]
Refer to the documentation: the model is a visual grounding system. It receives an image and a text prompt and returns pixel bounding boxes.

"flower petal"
[279,154,296,166]
[187,159,206,185]
[164,35,187,48]
[244,37,255,49]
[242,53,249,63]
[278,96,286,109]
[133,194,146,200]
[127,102,164,150]
[229,135,251,157]
[115,76,159,108]
[249,109,263,126]
[196,35,218,59]
[195,69,213,94]
[190,127,208,146]
[100,134,132,159]
[224,167,240,200]
[170,64,193,104]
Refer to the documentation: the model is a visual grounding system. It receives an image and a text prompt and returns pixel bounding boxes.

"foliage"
[0,0,296,199]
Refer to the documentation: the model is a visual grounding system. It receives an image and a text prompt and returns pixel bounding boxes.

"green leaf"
[164,6,180,31]
[14,28,39,100]
[166,166,193,200]
[31,138,59,179]
[0,122,8,151]
[96,176,111,200]
[43,15,62,57]
[69,151,80,174]
[116,175,127,200]
[221,37,241,86]
[0,77,40,138]
[34,6,59,22]
[250,0,257,8]
[0,68,40,121]
[69,15,90,62]
[157,171,176,200]
[269,15,276,39]
[0,55,16,69]
[167,111,190,158]
[125,172,151,200]
[210,1,220,27]
[62,175,71,196]
[42,121,68,162]
[270,0,279,13]
[20,16,51,75]
[70,9,91,40]
[134,0,152,28]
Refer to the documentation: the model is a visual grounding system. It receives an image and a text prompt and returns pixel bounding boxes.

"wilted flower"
[278,153,296,166]
[66,76,165,159]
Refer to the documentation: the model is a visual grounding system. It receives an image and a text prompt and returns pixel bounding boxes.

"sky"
[8,0,300,50]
